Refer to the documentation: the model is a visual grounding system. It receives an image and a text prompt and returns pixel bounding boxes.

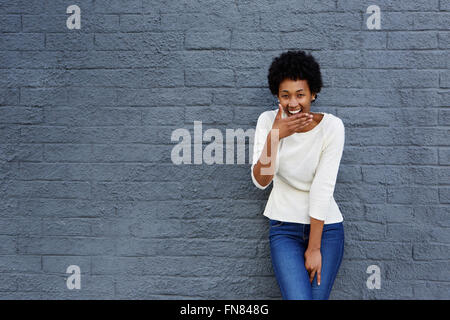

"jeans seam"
[272,221,283,227]
[326,238,344,298]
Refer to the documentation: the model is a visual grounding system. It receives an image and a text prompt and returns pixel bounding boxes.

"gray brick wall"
[0,0,449,299]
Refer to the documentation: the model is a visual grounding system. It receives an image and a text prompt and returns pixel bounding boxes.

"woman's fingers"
[288,117,313,128]
[287,112,312,122]
[275,103,282,120]
[317,269,321,286]
[288,116,312,124]
[309,269,316,284]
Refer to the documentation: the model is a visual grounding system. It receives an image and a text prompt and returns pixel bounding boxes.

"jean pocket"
[270,219,284,227]
[322,223,344,240]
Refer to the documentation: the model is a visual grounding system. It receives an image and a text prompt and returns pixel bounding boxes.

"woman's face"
[277,79,316,117]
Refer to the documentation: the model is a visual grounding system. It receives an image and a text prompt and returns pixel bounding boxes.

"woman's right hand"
[271,103,313,139]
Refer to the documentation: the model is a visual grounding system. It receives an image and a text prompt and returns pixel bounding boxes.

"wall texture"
[0,0,449,299]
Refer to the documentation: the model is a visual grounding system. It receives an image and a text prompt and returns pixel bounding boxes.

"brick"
[45,0,95,12]
[439,187,450,203]
[337,0,439,11]
[95,32,184,51]
[343,147,438,165]
[386,223,429,242]
[94,0,141,13]
[119,14,160,32]
[344,221,386,241]
[161,12,259,32]
[413,262,450,281]
[0,15,21,32]
[438,32,450,48]
[231,32,282,50]
[413,243,450,260]
[4,180,91,200]
[91,181,182,201]
[413,281,450,299]
[185,68,234,87]
[0,106,43,124]
[0,143,43,162]
[0,236,16,254]
[439,148,450,165]
[42,218,92,236]
[0,88,19,105]
[17,237,115,255]
[236,67,268,87]
[260,12,361,32]
[0,255,41,272]
[362,166,439,185]
[18,199,114,218]
[239,0,336,14]
[330,69,439,88]
[90,144,173,162]
[441,70,450,88]
[413,205,450,228]
[387,186,439,204]
[46,33,94,51]
[365,204,414,223]
[362,50,448,69]
[0,33,45,50]
[0,0,45,13]
[20,88,67,106]
[185,31,231,49]
[388,31,438,49]
[0,217,41,235]
[438,167,450,184]
[185,106,233,124]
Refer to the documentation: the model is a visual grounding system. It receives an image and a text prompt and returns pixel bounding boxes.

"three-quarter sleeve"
[309,118,345,221]
[251,112,272,190]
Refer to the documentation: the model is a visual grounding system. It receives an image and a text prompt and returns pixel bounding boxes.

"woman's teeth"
[288,108,301,114]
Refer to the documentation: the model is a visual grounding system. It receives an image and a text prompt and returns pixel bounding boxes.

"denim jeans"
[269,219,345,300]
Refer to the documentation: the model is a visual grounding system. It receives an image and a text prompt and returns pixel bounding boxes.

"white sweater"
[251,108,345,224]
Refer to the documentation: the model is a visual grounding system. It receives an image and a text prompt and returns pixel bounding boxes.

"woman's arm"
[308,118,345,221]
[304,217,324,285]
[252,128,280,188]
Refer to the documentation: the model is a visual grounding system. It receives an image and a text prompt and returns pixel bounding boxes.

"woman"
[251,50,345,300]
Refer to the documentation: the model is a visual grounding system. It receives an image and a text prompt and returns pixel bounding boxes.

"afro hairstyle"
[267,50,323,102]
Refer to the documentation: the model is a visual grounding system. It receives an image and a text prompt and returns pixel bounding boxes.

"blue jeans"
[269,219,345,300]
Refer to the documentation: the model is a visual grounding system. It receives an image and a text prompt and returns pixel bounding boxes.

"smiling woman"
[251,50,346,300]
[268,50,322,125]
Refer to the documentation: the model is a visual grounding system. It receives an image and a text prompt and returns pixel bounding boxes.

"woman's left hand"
[304,248,322,285]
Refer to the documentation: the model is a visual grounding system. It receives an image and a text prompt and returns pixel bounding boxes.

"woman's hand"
[304,248,322,285]
[271,103,313,139]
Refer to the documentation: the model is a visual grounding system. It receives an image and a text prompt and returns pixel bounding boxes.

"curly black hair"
[267,50,323,101]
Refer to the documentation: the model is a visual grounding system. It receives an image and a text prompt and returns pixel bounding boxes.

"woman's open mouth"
[287,107,302,114]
